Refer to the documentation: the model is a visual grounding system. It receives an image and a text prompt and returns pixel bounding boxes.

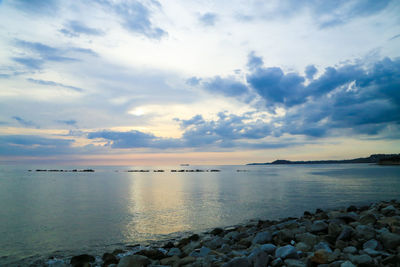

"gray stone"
[337,226,353,241]
[224,231,240,241]
[183,241,201,255]
[349,254,373,266]
[271,257,283,267]
[219,243,231,253]
[204,237,224,250]
[355,225,376,242]
[340,261,356,267]
[260,243,277,254]
[247,248,269,267]
[314,241,332,253]
[117,255,150,267]
[379,231,400,249]
[295,242,310,252]
[328,222,342,238]
[284,259,306,267]
[295,232,318,247]
[363,239,379,250]
[337,212,359,223]
[359,214,377,225]
[310,220,328,233]
[343,246,357,254]
[275,245,298,259]
[382,205,398,216]
[252,231,272,244]
[160,255,179,266]
[179,256,196,265]
[221,257,251,267]
[362,248,381,256]
[167,247,181,257]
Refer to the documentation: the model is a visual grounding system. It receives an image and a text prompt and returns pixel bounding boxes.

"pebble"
[275,245,298,259]
[46,200,400,267]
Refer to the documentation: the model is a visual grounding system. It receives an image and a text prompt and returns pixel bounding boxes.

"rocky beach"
[42,200,400,267]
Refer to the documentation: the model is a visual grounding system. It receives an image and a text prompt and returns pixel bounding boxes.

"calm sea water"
[0,164,399,265]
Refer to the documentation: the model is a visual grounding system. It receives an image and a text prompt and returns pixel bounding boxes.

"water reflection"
[0,164,399,264]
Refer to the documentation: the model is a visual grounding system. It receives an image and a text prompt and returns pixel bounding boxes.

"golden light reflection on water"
[125,172,188,236]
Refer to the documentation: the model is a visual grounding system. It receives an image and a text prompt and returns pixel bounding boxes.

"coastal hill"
[247,154,400,165]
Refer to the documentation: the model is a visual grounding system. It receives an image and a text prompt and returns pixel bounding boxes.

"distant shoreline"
[247,153,400,165]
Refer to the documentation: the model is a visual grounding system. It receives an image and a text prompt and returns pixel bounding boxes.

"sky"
[0,0,399,165]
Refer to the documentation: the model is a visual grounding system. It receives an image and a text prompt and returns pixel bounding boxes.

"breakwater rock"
[47,200,400,267]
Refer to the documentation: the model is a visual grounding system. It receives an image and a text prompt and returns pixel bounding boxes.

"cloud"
[87,130,181,149]
[241,0,394,28]
[247,66,306,108]
[56,120,77,126]
[247,51,264,70]
[186,76,201,86]
[95,0,166,39]
[199,12,218,26]
[12,40,97,70]
[203,76,249,97]
[12,57,44,69]
[389,33,400,41]
[0,135,79,156]
[27,78,83,92]
[9,0,59,15]
[60,20,103,37]
[12,116,39,128]
[305,65,317,80]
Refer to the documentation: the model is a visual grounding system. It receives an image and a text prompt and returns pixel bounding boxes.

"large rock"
[160,255,179,266]
[102,253,118,266]
[359,214,377,225]
[337,226,353,241]
[136,249,166,260]
[310,249,331,265]
[221,257,251,267]
[310,220,328,233]
[314,241,332,253]
[260,243,277,254]
[355,225,376,242]
[363,239,379,250]
[275,245,298,259]
[167,247,181,257]
[117,255,150,267]
[295,232,318,247]
[381,205,398,216]
[348,254,373,266]
[178,256,196,265]
[70,254,95,267]
[285,259,306,267]
[340,261,356,267]
[379,231,400,249]
[247,248,269,267]
[253,231,272,244]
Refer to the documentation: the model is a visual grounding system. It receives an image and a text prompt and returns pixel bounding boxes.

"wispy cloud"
[199,12,218,26]
[26,78,83,92]
[60,20,103,37]
[12,116,39,128]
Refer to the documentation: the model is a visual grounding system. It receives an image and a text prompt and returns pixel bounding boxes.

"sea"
[0,164,399,265]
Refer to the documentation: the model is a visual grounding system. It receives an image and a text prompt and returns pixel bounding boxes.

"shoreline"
[16,199,400,267]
